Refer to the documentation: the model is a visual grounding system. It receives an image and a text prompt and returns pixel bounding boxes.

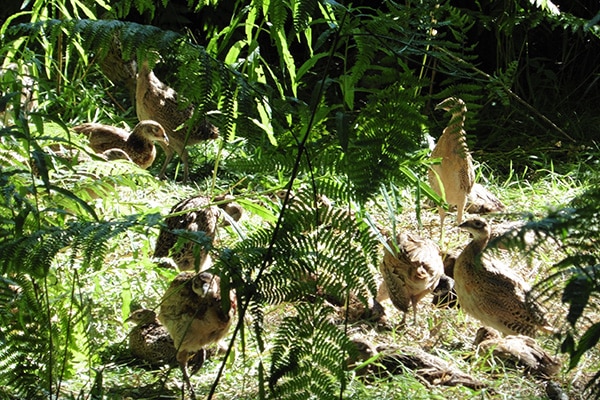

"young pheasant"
[158,271,236,400]
[153,194,243,271]
[125,308,177,366]
[466,183,505,214]
[377,232,444,324]
[74,120,168,169]
[428,97,475,227]
[454,217,556,337]
[474,326,561,378]
[136,60,219,181]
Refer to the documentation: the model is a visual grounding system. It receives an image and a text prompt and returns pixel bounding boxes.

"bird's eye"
[474,220,485,228]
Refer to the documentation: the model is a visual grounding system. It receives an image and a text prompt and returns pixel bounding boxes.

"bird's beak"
[200,282,211,297]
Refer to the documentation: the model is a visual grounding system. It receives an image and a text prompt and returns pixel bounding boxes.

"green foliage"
[345,84,428,202]
[269,303,355,400]
[0,275,55,398]
[1,0,599,398]
[215,184,380,398]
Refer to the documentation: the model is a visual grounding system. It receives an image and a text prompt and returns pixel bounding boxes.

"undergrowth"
[1,1,599,398]
[50,159,598,399]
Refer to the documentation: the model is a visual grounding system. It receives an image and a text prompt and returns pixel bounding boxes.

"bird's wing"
[379,257,410,312]
[403,235,444,291]
[74,123,129,141]
[470,258,551,331]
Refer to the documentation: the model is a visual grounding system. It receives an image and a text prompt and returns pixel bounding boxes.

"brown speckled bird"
[158,271,236,399]
[125,308,177,366]
[350,340,486,390]
[474,326,561,377]
[454,217,556,337]
[428,97,475,227]
[97,35,137,102]
[466,183,505,214]
[74,120,168,169]
[377,232,444,323]
[153,195,243,271]
[136,60,219,181]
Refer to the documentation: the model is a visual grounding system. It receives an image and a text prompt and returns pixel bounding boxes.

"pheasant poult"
[454,217,556,337]
[153,194,243,271]
[474,327,561,378]
[466,183,505,214]
[158,272,236,400]
[377,232,444,323]
[74,120,168,169]
[428,97,475,227]
[125,308,177,366]
[98,35,137,102]
[136,60,219,181]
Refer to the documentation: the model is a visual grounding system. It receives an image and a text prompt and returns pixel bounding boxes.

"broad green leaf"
[225,40,246,65]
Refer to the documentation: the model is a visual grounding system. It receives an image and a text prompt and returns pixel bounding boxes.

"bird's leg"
[187,348,206,376]
[411,299,418,325]
[438,206,446,242]
[455,196,467,225]
[176,350,196,400]
[157,143,175,180]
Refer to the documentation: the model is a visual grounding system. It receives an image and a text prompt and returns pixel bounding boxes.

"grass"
[43,142,598,400]
[1,116,596,399]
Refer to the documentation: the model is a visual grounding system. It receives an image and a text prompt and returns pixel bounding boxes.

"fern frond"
[269,302,354,400]
[0,274,72,397]
[345,84,427,202]
[269,1,289,32]
[293,0,318,33]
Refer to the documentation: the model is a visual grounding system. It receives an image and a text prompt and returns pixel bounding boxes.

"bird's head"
[458,217,491,239]
[137,120,169,145]
[125,308,156,325]
[192,272,219,298]
[435,97,465,113]
[198,119,220,140]
[215,195,244,224]
[474,326,500,345]
[432,274,454,296]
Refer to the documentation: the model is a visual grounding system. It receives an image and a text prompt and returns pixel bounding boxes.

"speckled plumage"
[98,36,136,102]
[74,120,168,169]
[158,271,235,399]
[136,60,219,181]
[153,195,243,271]
[377,232,444,323]
[126,308,177,366]
[454,217,555,337]
[466,183,505,214]
[474,327,561,377]
[428,97,475,226]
